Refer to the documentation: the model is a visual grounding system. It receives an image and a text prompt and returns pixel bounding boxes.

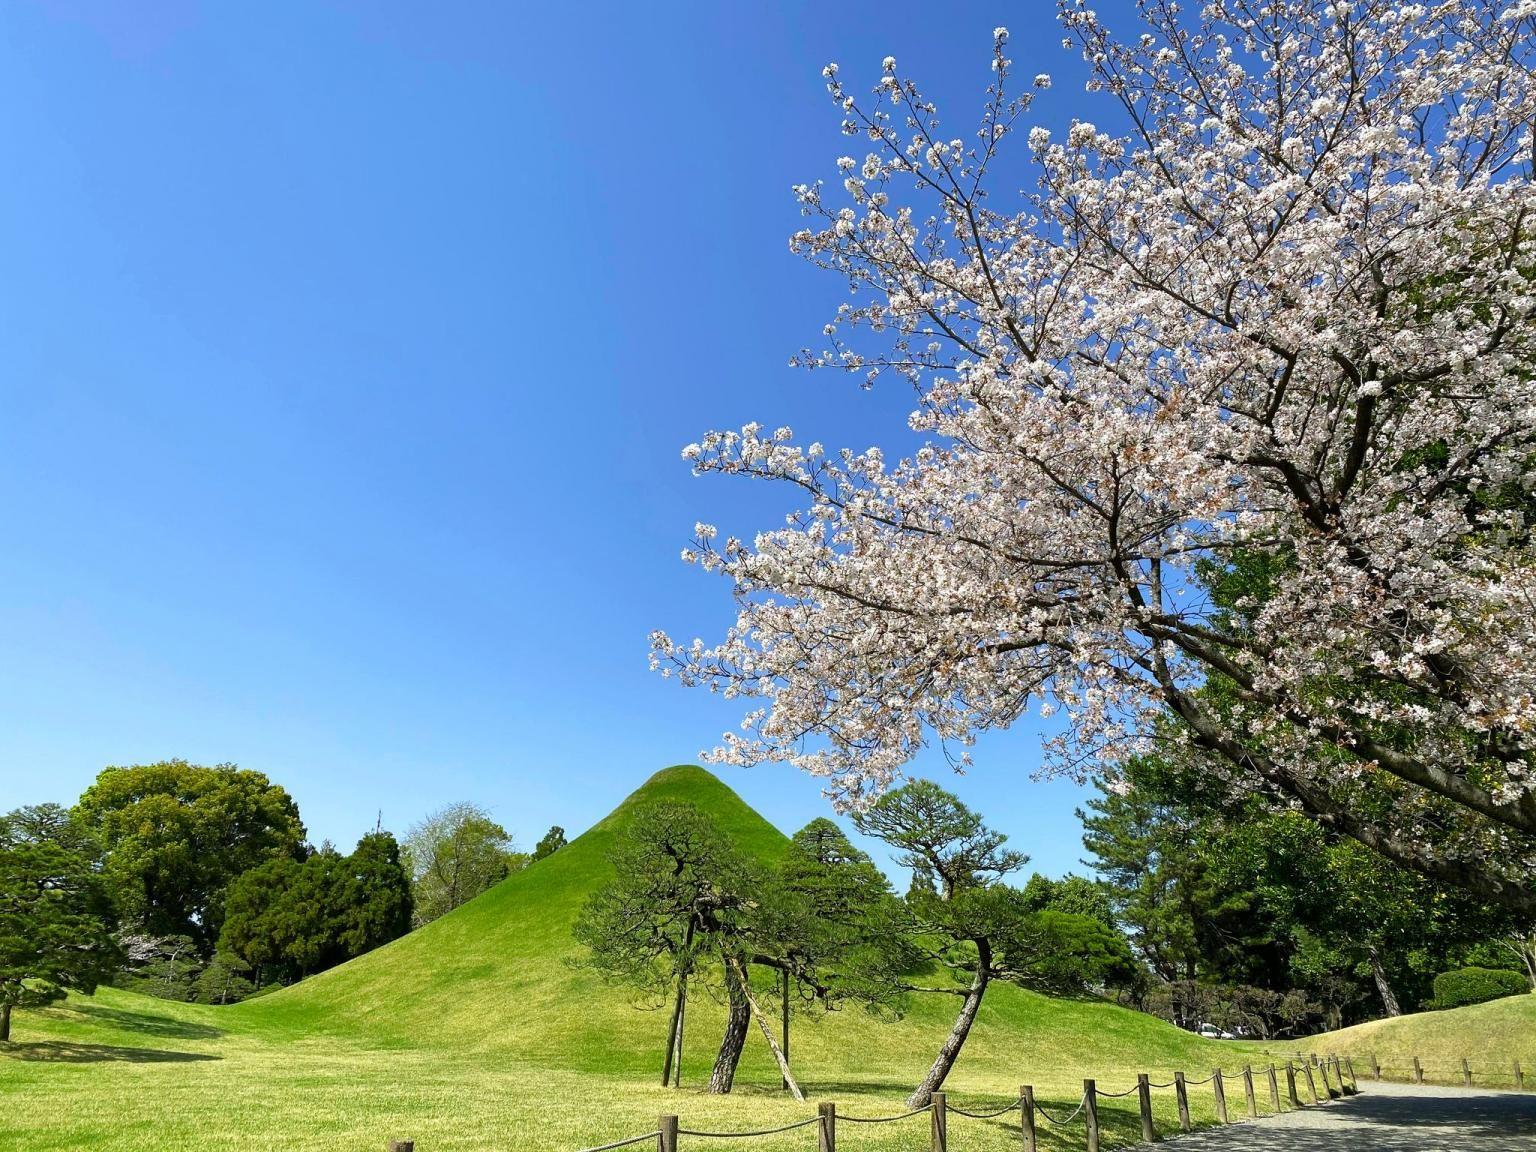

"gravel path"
[1164,1081,1536,1150]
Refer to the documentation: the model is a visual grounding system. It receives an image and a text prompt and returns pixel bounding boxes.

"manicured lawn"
[0,768,1299,1150]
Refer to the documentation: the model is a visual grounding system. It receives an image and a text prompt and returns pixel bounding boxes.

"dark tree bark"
[1,1001,10,1043]
[661,969,688,1085]
[708,960,751,1094]
[1368,947,1402,1018]
[907,942,991,1108]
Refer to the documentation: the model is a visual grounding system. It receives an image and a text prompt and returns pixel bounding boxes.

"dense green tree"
[0,824,119,1042]
[532,826,567,861]
[402,803,516,926]
[73,760,305,952]
[220,833,412,986]
[192,950,256,1005]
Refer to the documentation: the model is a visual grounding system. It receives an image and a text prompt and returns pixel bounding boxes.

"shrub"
[1429,967,1529,1010]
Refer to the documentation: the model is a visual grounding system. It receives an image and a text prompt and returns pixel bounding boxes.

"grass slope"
[2,765,1269,1152]
[1296,993,1536,1089]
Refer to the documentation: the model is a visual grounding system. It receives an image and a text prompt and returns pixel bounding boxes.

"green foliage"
[1013,910,1138,997]
[402,802,517,926]
[533,826,567,861]
[73,760,305,951]
[193,950,257,1005]
[0,826,120,1040]
[1429,967,1529,1010]
[855,780,1026,900]
[219,833,412,985]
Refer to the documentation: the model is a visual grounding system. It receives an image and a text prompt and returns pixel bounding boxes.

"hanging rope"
[677,1117,822,1138]
[841,1106,931,1124]
[576,1133,662,1152]
[949,1098,1024,1119]
[1034,1093,1089,1126]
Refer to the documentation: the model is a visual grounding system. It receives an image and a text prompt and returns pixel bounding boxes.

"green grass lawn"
[0,767,1345,1151]
[1294,992,1536,1090]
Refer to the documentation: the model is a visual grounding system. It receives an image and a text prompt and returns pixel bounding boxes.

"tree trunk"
[1368,947,1402,1018]
[907,947,990,1109]
[726,956,805,1102]
[661,969,688,1085]
[1,1001,10,1043]
[708,958,751,1094]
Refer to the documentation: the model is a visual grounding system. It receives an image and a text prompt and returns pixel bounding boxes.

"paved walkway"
[1166,1081,1536,1150]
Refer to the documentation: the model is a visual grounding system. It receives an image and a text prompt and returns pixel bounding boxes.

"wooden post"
[1413,1056,1423,1084]
[1084,1080,1100,1152]
[1303,1060,1319,1104]
[1285,1062,1301,1107]
[1462,1058,1473,1087]
[1515,1060,1524,1091]
[1213,1069,1228,1123]
[1021,1085,1036,1152]
[1243,1066,1257,1117]
[1175,1072,1192,1131]
[931,1091,947,1152]
[1321,1058,1338,1099]
[782,969,791,1091]
[659,1115,678,1152]
[1137,1073,1155,1142]
[386,1143,413,1152]
[1370,1053,1381,1080]
[1266,1064,1281,1111]
[818,1102,836,1152]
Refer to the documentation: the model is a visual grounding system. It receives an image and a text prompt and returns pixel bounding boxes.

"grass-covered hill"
[1297,992,1536,1089]
[2,765,1267,1152]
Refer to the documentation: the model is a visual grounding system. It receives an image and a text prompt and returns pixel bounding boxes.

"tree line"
[1,759,563,1033]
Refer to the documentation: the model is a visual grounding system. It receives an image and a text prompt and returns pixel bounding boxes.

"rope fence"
[1336,1050,1529,1092]
[390,1050,1518,1151]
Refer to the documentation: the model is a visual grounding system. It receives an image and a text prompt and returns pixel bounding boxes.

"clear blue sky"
[0,2,1126,882]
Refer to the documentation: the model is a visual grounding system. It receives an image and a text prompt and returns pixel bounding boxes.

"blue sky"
[0,2,1124,883]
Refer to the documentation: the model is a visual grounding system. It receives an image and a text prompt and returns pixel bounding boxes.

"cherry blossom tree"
[653,0,1536,915]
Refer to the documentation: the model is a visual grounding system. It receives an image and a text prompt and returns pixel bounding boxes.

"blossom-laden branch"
[653,2,1536,912]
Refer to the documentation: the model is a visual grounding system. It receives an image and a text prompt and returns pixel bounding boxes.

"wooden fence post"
[386,1143,414,1152]
[1324,1057,1340,1099]
[1370,1053,1381,1080]
[1285,1062,1301,1107]
[1021,1085,1036,1152]
[1084,1080,1100,1152]
[1175,1072,1192,1132]
[1413,1057,1423,1084]
[1137,1074,1155,1142]
[1212,1069,1228,1123]
[1462,1058,1473,1087]
[659,1114,678,1152]
[1515,1060,1524,1091]
[1243,1066,1257,1117]
[1343,1057,1357,1094]
[1266,1063,1281,1111]
[818,1101,836,1152]
[931,1091,947,1152]
[1303,1060,1319,1104]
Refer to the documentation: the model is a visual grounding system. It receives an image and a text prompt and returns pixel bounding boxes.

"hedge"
[1429,966,1529,1010]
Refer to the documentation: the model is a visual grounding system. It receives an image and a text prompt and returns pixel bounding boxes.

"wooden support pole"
[1515,1060,1524,1091]
[817,1102,836,1152]
[1084,1080,1100,1152]
[1413,1056,1423,1084]
[931,1091,947,1152]
[1285,1063,1301,1107]
[386,1143,414,1152]
[1243,1066,1257,1117]
[1213,1069,1228,1123]
[1321,1058,1339,1099]
[1303,1060,1319,1104]
[1266,1064,1281,1112]
[782,969,791,1091]
[1371,1053,1381,1080]
[1175,1072,1192,1131]
[659,1115,678,1152]
[1137,1073,1155,1143]
[1463,1058,1473,1088]
[1021,1085,1036,1152]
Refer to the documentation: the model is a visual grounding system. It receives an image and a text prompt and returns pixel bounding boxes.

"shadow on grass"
[2,1041,221,1064]
[72,1004,223,1040]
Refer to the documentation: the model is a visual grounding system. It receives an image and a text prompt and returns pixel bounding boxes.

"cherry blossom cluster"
[652,0,1536,911]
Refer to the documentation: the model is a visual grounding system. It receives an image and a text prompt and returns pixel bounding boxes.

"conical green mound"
[228,764,790,1069]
